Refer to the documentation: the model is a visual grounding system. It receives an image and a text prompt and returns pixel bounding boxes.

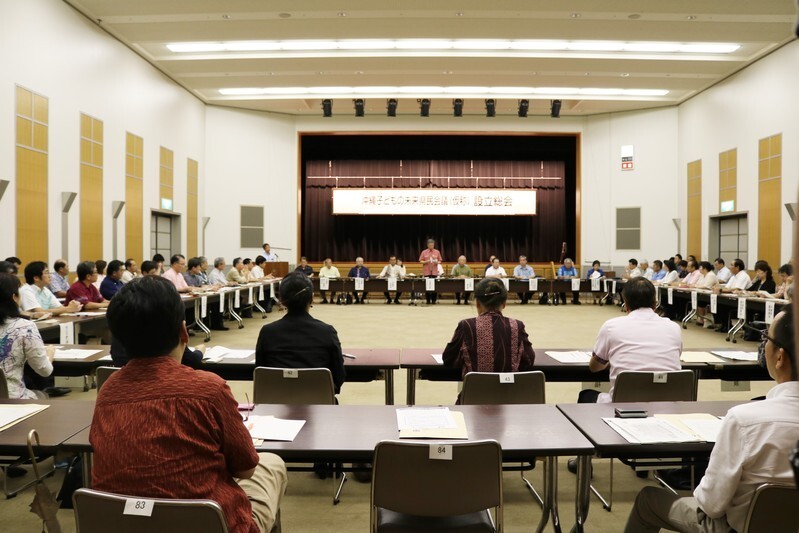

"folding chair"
[592,370,697,511]
[461,371,546,507]
[742,483,799,533]
[253,367,346,504]
[371,440,503,532]
[95,366,119,392]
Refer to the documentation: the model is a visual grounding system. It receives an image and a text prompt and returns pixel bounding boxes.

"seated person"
[0,273,55,399]
[379,256,404,304]
[152,253,165,275]
[771,263,793,299]
[93,259,107,289]
[557,258,580,305]
[255,272,345,394]
[121,258,139,283]
[442,277,535,402]
[657,259,680,285]
[484,258,506,278]
[348,257,370,304]
[49,259,71,298]
[747,260,776,294]
[695,261,720,327]
[640,259,654,280]
[678,260,701,287]
[484,255,496,274]
[91,276,287,532]
[623,258,642,279]
[677,259,689,279]
[208,257,233,287]
[110,335,204,370]
[19,261,82,316]
[100,260,125,300]
[513,255,535,304]
[586,260,605,303]
[4,257,21,273]
[227,258,252,318]
[650,260,666,282]
[318,258,340,304]
[717,258,752,296]
[183,257,206,288]
[715,257,732,283]
[295,256,313,277]
[163,254,193,293]
[66,261,110,310]
[140,260,158,276]
[451,255,473,305]
[625,307,799,533]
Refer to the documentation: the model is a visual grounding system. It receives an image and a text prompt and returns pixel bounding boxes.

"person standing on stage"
[419,239,443,305]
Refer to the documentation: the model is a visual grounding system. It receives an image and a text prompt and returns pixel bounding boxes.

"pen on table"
[343,353,357,360]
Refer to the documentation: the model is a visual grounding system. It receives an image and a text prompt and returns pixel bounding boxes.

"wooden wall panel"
[125,132,143,261]
[719,148,737,210]
[79,114,103,261]
[159,146,174,205]
[15,86,48,264]
[758,133,782,267]
[686,160,702,258]
[186,158,198,258]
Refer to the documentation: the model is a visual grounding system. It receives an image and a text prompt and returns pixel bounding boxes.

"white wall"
[679,40,799,264]
[0,0,205,266]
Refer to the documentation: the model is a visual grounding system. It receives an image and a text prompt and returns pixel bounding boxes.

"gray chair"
[371,440,503,532]
[461,371,546,507]
[592,370,698,511]
[253,367,344,504]
[95,366,119,392]
[742,483,799,533]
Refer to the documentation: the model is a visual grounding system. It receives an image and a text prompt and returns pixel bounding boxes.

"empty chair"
[371,440,503,532]
[612,370,697,402]
[95,366,119,392]
[252,367,335,405]
[460,371,545,405]
[742,484,799,533]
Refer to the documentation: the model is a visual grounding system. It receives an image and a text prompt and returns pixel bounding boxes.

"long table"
[0,399,95,455]
[62,403,595,533]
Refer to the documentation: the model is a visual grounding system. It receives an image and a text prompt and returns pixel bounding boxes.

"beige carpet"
[3,299,767,532]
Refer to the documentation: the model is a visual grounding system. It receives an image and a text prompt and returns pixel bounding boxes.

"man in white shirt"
[208,257,234,287]
[484,258,507,278]
[121,259,139,284]
[719,258,752,292]
[258,243,278,262]
[379,256,404,304]
[624,258,643,279]
[640,259,654,280]
[625,307,799,533]
[19,261,82,316]
[714,257,732,284]
[318,258,341,304]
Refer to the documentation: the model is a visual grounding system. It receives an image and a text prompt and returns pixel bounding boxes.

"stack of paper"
[53,348,102,360]
[654,414,724,443]
[430,354,444,364]
[203,346,255,362]
[545,351,593,364]
[245,415,305,441]
[711,351,758,362]
[396,407,468,439]
[603,417,702,444]
[0,404,49,432]
[680,352,725,364]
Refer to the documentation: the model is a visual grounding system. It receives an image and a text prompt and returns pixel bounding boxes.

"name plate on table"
[464,278,474,291]
[425,278,436,291]
[691,291,698,310]
[501,278,510,290]
[737,297,747,319]
[201,296,208,318]
[612,280,617,294]
[387,278,397,291]
[765,301,775,324]
[259,284,265,300]
[59,322,74,344]
[248,287,253,303]
[571,278,581,291]
[234,289,241,308]
[528,278,538,292]
[655,286,660,304]
[710,294,718,314]
[591,278,600,291]
[354,278,365,291]
[219,292,225,311]
[319,277,330,290]
[667,287,674,305]
[270,282,276,298]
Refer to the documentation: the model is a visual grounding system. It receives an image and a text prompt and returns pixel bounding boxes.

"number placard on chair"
[59,322,74,344]
[571,278,581,291]
[710,294,718,314]
[387,278,397,291]
[425,278,436,292]
[234,290,241,308]
[765,301,776,324]
[123,498,154,517]
[429,444,452,461]
[737,297,747,320]
[501,278,510,290]
[653,373,668,383]
[667,288,674,305]
[201,296,208,318]
[283,369,298,379]
[319,277,330,291]
[528,278,538,292]
[498,373,515,384]
[591,278,600,291]
[354,278,365,291]
[691,291,698,310]
[464,278,474,292]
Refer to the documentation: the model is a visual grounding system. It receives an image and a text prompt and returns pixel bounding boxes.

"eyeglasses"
[758,330,793,367]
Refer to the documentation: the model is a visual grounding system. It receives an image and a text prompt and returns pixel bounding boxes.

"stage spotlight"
[518,99,529,118]
[419,98,430,117]
[550,99,562,118]
[322,99,332,117]
[387,98,397,117]
[485,99,496,117]
[353,99,365,117]
[453,99,463,117]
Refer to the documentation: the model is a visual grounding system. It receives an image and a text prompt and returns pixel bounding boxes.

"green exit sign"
[720,200,735,213]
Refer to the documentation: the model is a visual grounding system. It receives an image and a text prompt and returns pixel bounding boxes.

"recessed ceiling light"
[620,73,630,77]
[584,72,590,76]
[221,14,231,20]
[686,15,697,20]
[455,12,464,17]
[355,71,364,74]
[570,13,581,18]
[337,12,347,17]
[278,13,291,18]
[628,14,641,20]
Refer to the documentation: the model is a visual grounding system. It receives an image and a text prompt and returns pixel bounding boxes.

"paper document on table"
[603,417,701,444]
[654,413,723,442]
[245,415,306,442]
[680,351,725,364]
[53,349,102,360]
[711,351,759,362]
[203,346,255,362]
[545,351,592,364]
[68,312,106,317]
[397,408,468,439]
[0,404,49,432]
[98,354,113,361]
[430,353,444,364]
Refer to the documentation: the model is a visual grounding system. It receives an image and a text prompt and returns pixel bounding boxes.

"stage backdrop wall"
[303,159,567,264]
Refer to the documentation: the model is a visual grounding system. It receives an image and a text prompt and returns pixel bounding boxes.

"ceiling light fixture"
[485,99,496,117]
[386,98,397,117]
[321,99,332,117]
[353,99,365,117]
[550,100,562,118]
[453,99,463,117]
[518,99,529,118]
[419,99,430,117]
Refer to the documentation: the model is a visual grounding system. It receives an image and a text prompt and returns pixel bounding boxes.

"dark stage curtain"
[303,160,566,264]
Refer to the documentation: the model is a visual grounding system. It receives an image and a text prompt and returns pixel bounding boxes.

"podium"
[264,261,289,278]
